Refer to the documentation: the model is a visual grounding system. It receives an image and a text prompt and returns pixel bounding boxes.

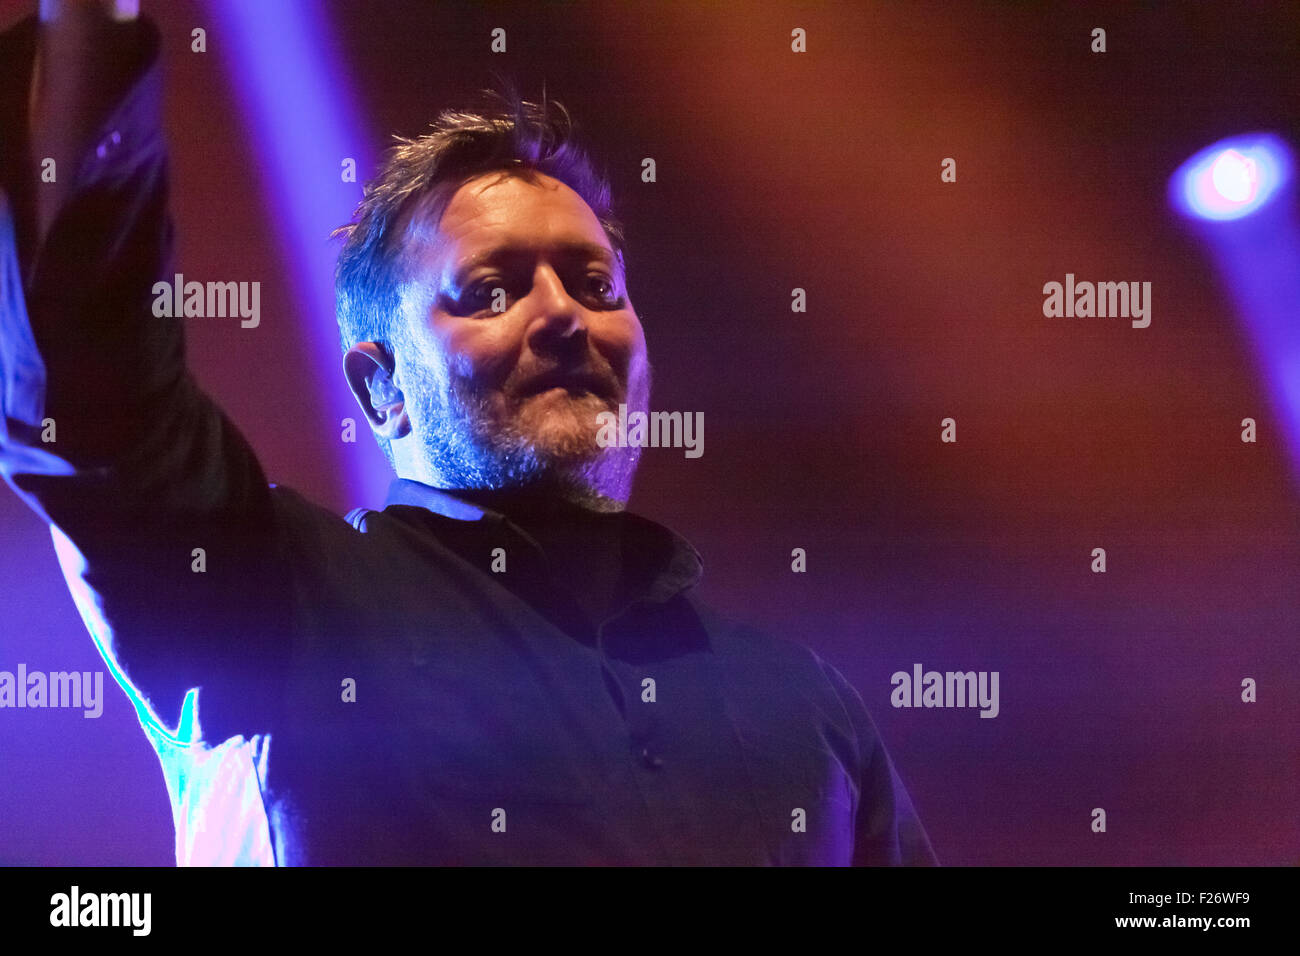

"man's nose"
[525,266,587,355]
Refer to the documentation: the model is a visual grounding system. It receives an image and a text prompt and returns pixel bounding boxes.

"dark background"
[1,0,1297,865]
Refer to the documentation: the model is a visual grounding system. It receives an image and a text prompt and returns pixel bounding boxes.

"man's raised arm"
[0,1,288,739]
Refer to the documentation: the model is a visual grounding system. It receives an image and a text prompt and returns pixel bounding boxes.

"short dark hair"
[332,88,626,465]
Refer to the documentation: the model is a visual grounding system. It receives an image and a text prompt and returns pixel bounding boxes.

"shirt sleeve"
[0,14,290,742]
[817,655,940,866]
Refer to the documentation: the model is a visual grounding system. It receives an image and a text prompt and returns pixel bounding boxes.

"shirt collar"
[385,478,498,522]
[382,478,705,601]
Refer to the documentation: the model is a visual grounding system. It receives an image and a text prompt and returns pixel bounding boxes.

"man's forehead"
[416,174,618,279]
[435,172,605,240]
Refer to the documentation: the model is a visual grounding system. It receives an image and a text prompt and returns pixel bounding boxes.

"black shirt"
[0,14,936,866]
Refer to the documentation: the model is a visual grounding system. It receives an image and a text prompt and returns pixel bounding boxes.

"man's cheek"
[450,335,516,388]
[625,349,651,390]
[595,331,641,382]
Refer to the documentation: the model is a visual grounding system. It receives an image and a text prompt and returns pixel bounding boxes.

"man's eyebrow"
[448,242,622,283]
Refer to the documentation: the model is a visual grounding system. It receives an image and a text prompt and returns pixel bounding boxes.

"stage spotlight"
[1170,133,1292,222]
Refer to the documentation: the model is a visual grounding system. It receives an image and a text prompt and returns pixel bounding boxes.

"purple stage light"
[201,0,388,506]
[1170,132,1292,222]
[1169,132,1300,485]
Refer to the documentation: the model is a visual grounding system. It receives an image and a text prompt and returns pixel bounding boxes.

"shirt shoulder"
[692,596,862,715]
[689,596,938,865]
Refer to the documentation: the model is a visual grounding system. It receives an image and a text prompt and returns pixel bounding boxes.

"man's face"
[393,171,650,503]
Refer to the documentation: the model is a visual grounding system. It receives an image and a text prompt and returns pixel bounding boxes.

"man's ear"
[344,342,409,440]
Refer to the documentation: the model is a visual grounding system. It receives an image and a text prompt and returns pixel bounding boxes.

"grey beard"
[405,367,647,507]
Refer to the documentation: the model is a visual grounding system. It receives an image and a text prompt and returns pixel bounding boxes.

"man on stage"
[0,0,935,865]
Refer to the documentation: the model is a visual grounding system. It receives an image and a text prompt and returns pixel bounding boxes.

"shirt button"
[96,130,122,159]
[639,746,664,769]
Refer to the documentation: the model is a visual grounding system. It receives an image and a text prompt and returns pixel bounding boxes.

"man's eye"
[460,281,507,313]
[586,274,622,307]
